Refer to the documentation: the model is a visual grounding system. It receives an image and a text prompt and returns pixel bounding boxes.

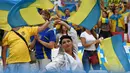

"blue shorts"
[4,62,30,73]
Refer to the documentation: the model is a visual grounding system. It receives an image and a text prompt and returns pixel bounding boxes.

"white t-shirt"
[80,31,96,51]
[45,52,84,73]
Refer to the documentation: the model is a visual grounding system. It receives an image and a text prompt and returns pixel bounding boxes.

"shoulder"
[80,31,87,37]
[53,54,64,61]
[3,31,11,39]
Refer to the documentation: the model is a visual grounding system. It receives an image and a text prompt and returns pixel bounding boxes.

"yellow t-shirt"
[2,26,38,64]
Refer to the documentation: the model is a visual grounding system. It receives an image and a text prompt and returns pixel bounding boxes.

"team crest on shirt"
[21,31,25,36]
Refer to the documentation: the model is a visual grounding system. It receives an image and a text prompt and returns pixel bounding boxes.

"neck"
[66,50,75,59]
[66,50,73,56]
[62,31,67,34]
[86,30,91,35]
[12,27,20,31]
[66,14,70,17]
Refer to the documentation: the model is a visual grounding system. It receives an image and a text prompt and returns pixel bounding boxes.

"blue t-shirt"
[61,15,70,20]
[31,28,56,59]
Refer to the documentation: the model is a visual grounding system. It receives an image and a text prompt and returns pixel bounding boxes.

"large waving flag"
[29,0,54,9]
[8,0,54,28]
[0,0,17,31]
[57,3,77,16]
[67,0,101,30]
[97,35,130,72]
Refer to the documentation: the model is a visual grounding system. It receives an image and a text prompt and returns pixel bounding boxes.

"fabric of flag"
[8,0,54,28]
[67,0,101,30]
[78,43,84,60]
[29,0,54,10]
[123,42,130,63]
[97,35,130,72]
[0,0,16,31]
[58,3,77,16]
[101,18,109,24]
[97,45,108,71]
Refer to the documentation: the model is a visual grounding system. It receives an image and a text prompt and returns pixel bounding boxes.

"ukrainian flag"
[67,0,101,30]
[97,35,130,72]
[101,18,109,24]
[0,0,16,31]
[8,0,54,28]
[78,43,84,60]
[58,3,77,16]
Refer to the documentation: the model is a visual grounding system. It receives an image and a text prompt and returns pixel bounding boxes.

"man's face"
[65,9,70,16]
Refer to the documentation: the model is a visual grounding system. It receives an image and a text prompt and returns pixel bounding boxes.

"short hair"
[102,11,108,18]
[41,9,51,20]
[64,8,70,13]
[59,35,72,44]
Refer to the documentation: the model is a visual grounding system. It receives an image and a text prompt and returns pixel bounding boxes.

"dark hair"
[59,35,72,44]
[41,10,51,20]
[37,8,43,14]
[103,11,108,18]
[59,20,69,33]
[64,8,70,13]
[0,29,4,41]
[111,6,118,14]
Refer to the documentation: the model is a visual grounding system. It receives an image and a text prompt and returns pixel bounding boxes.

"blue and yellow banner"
[0,0,16,31]
[8,0,46,28]
[58,3,77,16]
[67,0,101,30]
[97,35,130,72]
[7,0,54,28]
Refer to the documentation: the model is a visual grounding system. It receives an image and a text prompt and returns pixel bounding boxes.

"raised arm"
[57,20,71,30]
[100,0,106,11]
[38,20,50,33]
[55,5,62,18]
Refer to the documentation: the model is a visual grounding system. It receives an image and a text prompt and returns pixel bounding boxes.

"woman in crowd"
[80,28,101,73]
[110,6,125,32]
[55,20,79,54]
[98,11,112,38]
[43,35,85,73]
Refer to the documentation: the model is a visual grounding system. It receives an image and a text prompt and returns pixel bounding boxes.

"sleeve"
[124,16,127,24]
[25,26,38,36]
[48,30,56,42]
[68,27,78,55]
[45,55,65,72]
[56,33,61,44]
[2,32,9,46]
[80,32,85,38]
